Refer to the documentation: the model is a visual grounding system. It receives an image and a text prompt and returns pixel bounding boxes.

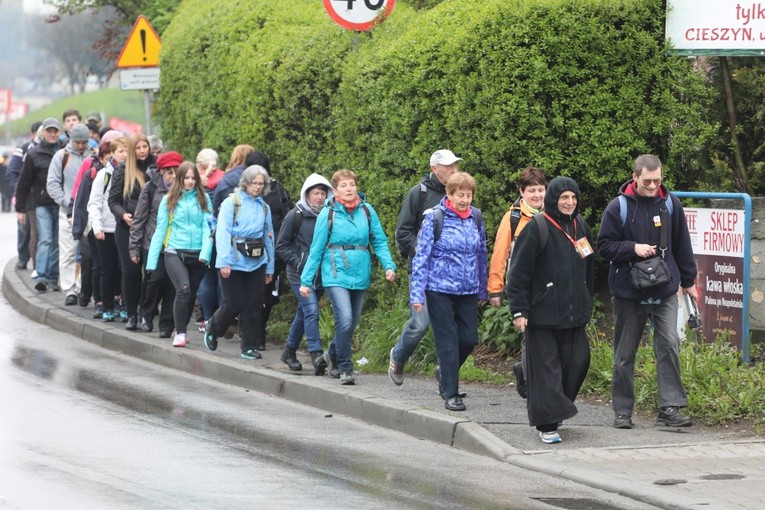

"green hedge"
[159,0,717,238]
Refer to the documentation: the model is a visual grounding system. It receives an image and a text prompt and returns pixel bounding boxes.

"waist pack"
[175,249,202,265]
[630,256,671,291]
[236,237,265,258]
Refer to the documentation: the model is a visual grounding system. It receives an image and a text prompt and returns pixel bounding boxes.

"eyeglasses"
[249,181,265,187]
[640,178,662,186]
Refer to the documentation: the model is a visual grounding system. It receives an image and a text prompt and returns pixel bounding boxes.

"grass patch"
[11,87,146,136]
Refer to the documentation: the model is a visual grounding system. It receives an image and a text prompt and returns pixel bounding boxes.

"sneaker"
[92,303,105,319]
[49,281,61,292]
[102,309,116,322]
[614,414,634,429]
[324,350,340,379]
[539,431,562,444]
[119,308,128,322]
[197,320,207,333]
[78,293,90,307]
[203,323,218,351]
[64,294,78,306]
[512,361,527,399]
[34,278,48,292]
[30,269,38,279]
[339,371,355,385]
[388,347,404,386]
[656,407,692,427]
[172,332,187,347]
[15,260,28,270]
[241,349,262,360]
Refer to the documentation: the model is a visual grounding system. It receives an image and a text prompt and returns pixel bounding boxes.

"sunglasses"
[640,178,662,186]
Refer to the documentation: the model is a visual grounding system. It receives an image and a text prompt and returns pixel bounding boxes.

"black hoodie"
[507,176,595,328]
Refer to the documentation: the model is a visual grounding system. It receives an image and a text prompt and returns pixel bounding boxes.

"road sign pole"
[143,90,152,136]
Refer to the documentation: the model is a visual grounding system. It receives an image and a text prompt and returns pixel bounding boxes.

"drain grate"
[533,497,626,509]
[699,473,745,481]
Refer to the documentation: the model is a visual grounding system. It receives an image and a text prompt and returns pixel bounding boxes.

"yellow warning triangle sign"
[116,15,162,68]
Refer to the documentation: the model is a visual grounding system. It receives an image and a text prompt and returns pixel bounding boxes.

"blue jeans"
[325,286,366,373]
[426,291,478,400]
[391,300,431,365]
[35,204,59,284]
[197,265,222,321]
[611,296,688,415]
[286,284,324,353]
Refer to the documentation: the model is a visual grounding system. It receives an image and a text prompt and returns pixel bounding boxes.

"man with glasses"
[597,154,698,429]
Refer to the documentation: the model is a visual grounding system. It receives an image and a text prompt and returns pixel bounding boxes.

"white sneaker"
[31,269,38,279]
[172,333,187,347]
[539,431,562,444]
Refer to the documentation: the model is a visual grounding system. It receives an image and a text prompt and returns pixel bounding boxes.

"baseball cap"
[42,117,62,132]
[430,149,462,167]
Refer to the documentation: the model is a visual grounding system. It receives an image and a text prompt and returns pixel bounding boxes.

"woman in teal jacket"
[204,165,275,360]
[146,161,213,348]
[300,169,396,385]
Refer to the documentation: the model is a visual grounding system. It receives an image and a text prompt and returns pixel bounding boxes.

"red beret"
[156,151,183,169]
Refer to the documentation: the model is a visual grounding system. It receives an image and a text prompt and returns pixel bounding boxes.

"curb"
[1,258,729,510]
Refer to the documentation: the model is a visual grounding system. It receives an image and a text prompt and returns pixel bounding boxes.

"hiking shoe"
[172,333,187,348]
[92,303,105,319]
[203,323,218,351]
[241,349,262,360]
[324,350,340,378]
[102,309,116,322]
[15,260,27,270]
[339,371,355,385]
[34,279,48,292]
[280,345,303,371]
[656,407,692,427]
[512,361,527,399]
[310,351,327,376]
[614,414,634,429]
[64,294,78,306]
[539,431,562,444]
[388,347,404,386]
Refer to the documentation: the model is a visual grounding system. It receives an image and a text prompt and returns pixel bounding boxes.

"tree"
[44,0,182,34]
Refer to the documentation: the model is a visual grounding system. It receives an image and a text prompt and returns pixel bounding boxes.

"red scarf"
[445,198,471,219]
[336,194,360,213]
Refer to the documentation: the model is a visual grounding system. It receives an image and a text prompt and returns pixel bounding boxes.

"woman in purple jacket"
[409,172,487,411]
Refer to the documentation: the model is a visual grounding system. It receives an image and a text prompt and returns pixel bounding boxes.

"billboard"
[666,1,765,56]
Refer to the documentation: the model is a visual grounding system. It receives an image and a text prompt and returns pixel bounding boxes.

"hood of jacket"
[544,176,581,224]
[297,173,333,215]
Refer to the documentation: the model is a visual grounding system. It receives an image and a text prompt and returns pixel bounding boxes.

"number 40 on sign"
[323,0,396,31]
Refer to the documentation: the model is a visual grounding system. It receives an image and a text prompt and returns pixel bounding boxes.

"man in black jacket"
[15,118,64,292]
[7,121,42,270]
[387,149,459,386]
[597,154,697,430]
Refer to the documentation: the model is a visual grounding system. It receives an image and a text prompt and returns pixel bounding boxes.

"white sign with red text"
[323,0,395,31]
[666,1,765,55]
[684,208,745,257]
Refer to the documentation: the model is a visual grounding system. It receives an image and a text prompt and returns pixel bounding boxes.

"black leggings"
[95,233,121,311]
[114,223,143,316]
[209,265,265,353]
[164,252,206,335]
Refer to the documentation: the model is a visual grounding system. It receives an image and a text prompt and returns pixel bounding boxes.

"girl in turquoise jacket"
[147,161,213,348]
[203,165,275,360]
[300,169,396,385]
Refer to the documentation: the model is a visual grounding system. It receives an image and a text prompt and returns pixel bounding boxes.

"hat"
[86,111,101,123]
[42,117,62,132]
[69,123,90,142]
[430,149,462,167]
[101,130,123,144]
[156,151,183,169]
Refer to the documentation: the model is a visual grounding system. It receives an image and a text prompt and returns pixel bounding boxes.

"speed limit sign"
[323,0,396,31]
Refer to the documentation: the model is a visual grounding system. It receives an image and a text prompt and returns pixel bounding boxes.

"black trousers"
[210,265,266,353]
[142,249,176,333]
[95,233,121,310]
[115,223,143,316]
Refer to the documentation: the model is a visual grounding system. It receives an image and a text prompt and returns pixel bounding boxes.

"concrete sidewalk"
[3,258,763,510]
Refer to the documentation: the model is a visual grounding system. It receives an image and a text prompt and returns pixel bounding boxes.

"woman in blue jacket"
[410,172,487,411]
[300,169,396,385]
[204,165,275,359]
[146,160,213,348]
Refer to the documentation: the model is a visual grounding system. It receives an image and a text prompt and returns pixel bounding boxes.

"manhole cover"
[654,478,688,485]
[533,497,625,509]
[700,473,745,480]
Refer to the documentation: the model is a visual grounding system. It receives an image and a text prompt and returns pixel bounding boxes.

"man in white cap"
[15,118,65,292]
[389,149,461,388]
[47,123,95,305]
